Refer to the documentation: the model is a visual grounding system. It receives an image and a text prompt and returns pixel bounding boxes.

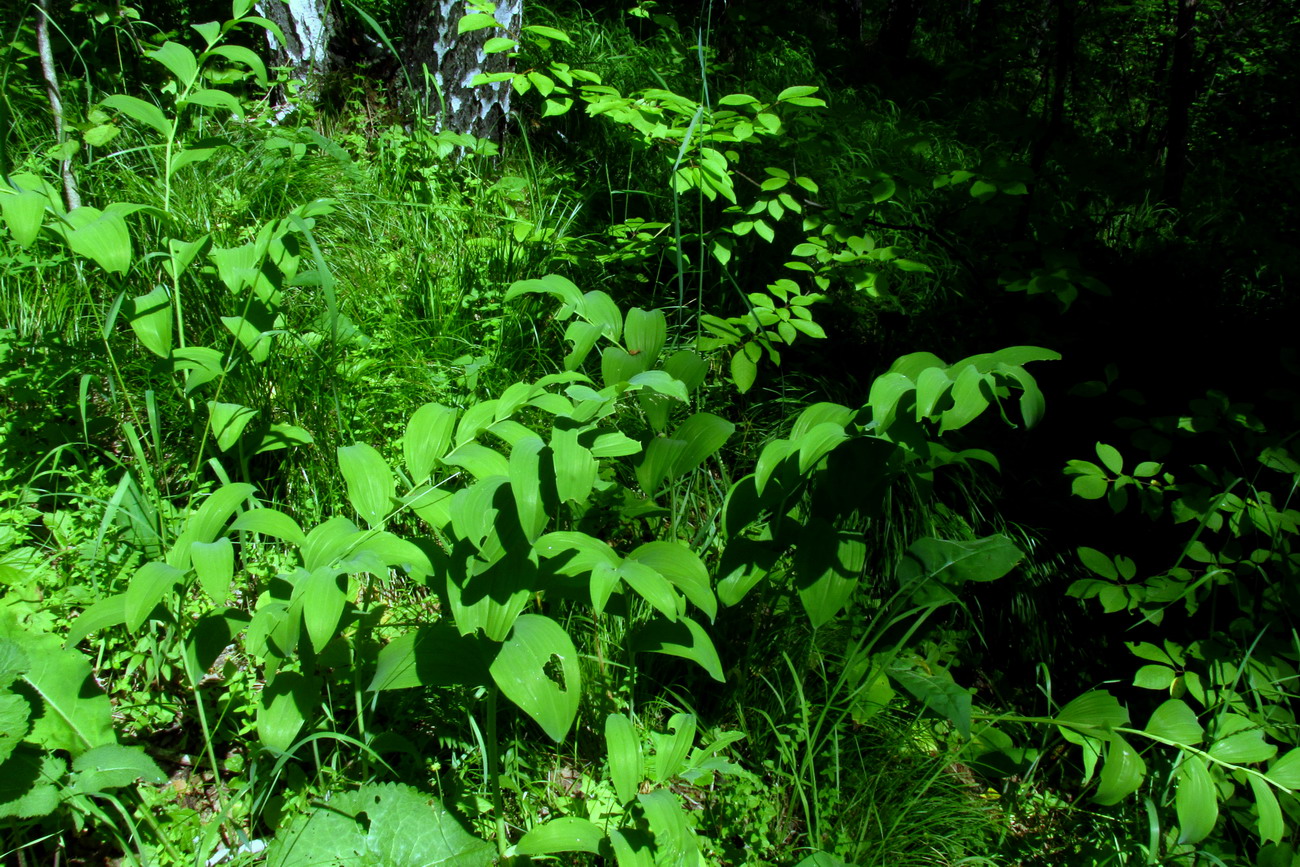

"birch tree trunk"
[256,0,337,102]
[402,0,523,141]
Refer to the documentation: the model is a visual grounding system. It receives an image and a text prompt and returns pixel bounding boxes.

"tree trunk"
[1161,0,1198,207]
[256,0,337,113]
[402,0,522,141]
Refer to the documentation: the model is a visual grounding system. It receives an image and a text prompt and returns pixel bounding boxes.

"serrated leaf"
[0,621,115,755]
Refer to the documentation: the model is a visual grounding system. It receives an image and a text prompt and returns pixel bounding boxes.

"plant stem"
[485,687,511,863]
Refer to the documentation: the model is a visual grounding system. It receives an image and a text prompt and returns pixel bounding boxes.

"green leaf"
[404,402,457,484]
[1096,442,1124,475]
[1056,690,1128,738]
[191,537,234,602]
[458,12,501,33]
[1093,734,1146,805]
[0,189,47,247]
[889,666,972,738]
[1209,724,1276,764]
[206,43,269,87]
[0,619,115,754]
[256,423,314,454]
[1249,774,1284,845]
[628,542,716,621]
[127,286,173,357]
[265,783,494,867]
[183,88,245,120]
[338,443,395,528]
[368,625,491,691]
[516,817,603,855]
[299,568,345,654]
[208,401,257,451]
[229,508,307,546]
[257,671,315,753]
[70,744,164,793]
[523,24,572,42]
[606,714,642,805]
[1175,755,1217,843]
[101,94,171,137]
[0,692,29,764]
[64,594,127,646]
[125,561,186,632]
[1133,664,1176,690]
[551,427,597,504]
[632,616,724,682]
[1266,749,1300,788]
[1145,700,1203,744]
[651,713,697,783]
[491,615,580,743]
[65,207,132,273]
[147,41,199,86]
[509,437,547,541]
[796,519,865,628]
[776,85,819,101]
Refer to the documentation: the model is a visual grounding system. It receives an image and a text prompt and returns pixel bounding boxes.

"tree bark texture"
[402,0,522,141]
[1161,0,1198,207]
[256,0,337,88]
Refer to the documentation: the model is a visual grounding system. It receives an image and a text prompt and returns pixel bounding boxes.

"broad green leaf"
[126,286,172,357]
[667,412,734,480]
[796,519,866,628]
[458,12,500,32]
[1209,726,1276,764]
[300,568,346,655]
[651,713,696,783]
[1056,690,1128,739]
[205,43,269,87]
[191,537,234,602]
[1078,547,1118,579]
[1096,442,1124,475]
[730,345,758,393]
[509,437,547,541]
[627,370,689,403]
[101,94,170,136]
[70,744,164,793]
[618,560,680,620]
[1249,773,1284,845]
[64,594,128,646]
[1133,664,1176,690]
[0,692,29,764]
[796,422,848,474]
[338,443,395,528]
[624,307,666,364]
[255,423,314,454]
[601,346,646,387]
[147,41,198,86]
[516,817,603,855]
[208,401,257,451]
[257,672,316,754]
[1145,699,1203,744]
[368,625,492,691]
[628,542,716,621]
[1175,755,1217,843]
[535,531,620,573]
[552,427,596,504]
[0,189,46,247]
[1094,734,1146,805]
[1267,749,1300,788]
[606,714,641,805]
[504,273,584,308]
[301,516,361,572]
[938,365,990,433]
[125,561,186,631]
[889,666,972,738]
[632,616,724,682]
[266,782,494,867]
[442,441,510,480]
[183,89,246,120]
[229,508,306,546]
[404,402,457,483]
[898,535,1023,605]
[639,788,698,863]
[490,615,580,743]
[563,320,603,369]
